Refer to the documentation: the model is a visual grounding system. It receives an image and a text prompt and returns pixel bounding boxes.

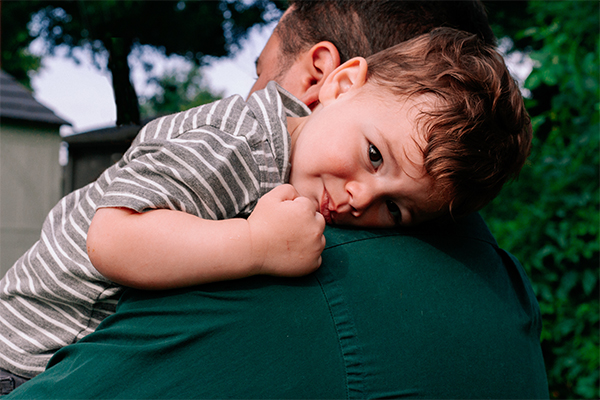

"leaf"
[582,269,598,296]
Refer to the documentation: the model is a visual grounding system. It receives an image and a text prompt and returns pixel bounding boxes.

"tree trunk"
[106,37,140,126]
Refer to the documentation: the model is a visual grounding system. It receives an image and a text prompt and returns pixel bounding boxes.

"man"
[7,1,548,398]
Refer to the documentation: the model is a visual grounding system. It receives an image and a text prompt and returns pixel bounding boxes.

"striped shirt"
[0,82,311,378]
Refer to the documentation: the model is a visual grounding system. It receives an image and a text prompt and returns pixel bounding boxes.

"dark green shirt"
[9,213,549,399]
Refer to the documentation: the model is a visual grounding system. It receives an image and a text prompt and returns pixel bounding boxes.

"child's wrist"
[245,217,270,276]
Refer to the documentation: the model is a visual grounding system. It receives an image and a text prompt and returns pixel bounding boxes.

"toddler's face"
[288,86,446,228]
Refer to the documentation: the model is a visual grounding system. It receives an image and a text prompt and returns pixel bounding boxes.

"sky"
[30,22,276,136]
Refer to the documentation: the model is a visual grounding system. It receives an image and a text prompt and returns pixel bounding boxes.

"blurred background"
[0,1,598,398]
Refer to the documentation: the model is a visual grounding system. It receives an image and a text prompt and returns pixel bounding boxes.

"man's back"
[9,213,548,399]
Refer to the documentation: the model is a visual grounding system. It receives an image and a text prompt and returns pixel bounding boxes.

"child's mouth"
[320,189,333,224]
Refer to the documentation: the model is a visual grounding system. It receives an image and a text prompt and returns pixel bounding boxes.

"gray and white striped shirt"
[0,82,310,377]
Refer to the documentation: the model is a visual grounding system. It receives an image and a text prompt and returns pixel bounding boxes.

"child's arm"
[87,184,326,290]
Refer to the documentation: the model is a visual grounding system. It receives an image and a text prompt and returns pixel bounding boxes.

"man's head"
[286,28,531,226]
[277,0,495,65]
[250,0,495,107]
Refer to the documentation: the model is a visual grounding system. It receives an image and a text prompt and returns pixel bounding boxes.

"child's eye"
[386,200,402,223]
[369,144,383,168]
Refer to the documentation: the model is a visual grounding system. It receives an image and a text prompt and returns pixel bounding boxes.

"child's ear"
[295,41,341,109]
[318,57,369,105]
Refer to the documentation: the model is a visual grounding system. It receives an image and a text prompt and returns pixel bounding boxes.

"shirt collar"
[247,81,311,182]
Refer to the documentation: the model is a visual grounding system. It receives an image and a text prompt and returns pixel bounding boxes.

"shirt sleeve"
[96,126,262,220]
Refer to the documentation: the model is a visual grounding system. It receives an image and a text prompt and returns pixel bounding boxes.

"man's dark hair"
[277,0,496,66]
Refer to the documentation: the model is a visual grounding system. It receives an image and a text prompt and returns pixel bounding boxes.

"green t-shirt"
[9,213,548,399]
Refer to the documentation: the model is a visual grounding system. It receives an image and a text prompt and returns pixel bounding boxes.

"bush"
[482,1,599,398]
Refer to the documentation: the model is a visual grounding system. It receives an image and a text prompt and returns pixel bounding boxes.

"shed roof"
[64,122,141,146]
[0,70,71,126]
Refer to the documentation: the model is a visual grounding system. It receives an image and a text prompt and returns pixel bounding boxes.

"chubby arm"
[87,184,326,290]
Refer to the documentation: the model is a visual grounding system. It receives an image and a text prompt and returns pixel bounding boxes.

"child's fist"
[248,184,326,277]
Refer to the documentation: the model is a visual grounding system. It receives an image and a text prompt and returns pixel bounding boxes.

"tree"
[0,0,43,90]
[482,1,599,398]
[139,64,223,119]
[1,0,277,124]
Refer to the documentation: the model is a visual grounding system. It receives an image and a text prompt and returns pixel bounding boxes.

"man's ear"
[318,57,369,106]
[294,41,341,109]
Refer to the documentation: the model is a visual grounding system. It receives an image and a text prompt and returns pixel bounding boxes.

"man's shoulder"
[323,212,497,249]
[317,212,547,399]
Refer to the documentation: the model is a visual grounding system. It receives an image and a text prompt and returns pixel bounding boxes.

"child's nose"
[345,181,376,217]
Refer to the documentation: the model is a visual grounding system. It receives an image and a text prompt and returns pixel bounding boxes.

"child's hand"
[248,184,326,277]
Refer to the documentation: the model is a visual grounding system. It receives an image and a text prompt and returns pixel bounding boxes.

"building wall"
[0,123,62,276]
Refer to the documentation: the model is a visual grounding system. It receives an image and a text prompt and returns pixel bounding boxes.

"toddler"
[0,28,531,380]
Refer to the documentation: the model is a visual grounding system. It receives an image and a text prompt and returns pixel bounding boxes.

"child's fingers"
[292,194,324,216]
[310,208,327,254]
[314,208,326,225]
[268,184,300,201]
[314,209,326,238]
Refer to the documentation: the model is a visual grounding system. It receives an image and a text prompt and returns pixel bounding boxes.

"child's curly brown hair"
[366,28,532,218]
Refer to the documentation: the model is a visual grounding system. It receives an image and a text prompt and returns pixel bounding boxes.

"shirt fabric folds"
[0,82,310,377]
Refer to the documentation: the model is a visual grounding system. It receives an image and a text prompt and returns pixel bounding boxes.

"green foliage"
[0,1,43,88]
[482,1,599,398]
[1,0,274,124]
[28,1,272,62]
[140,66,222,119]
[3,0,274,76]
